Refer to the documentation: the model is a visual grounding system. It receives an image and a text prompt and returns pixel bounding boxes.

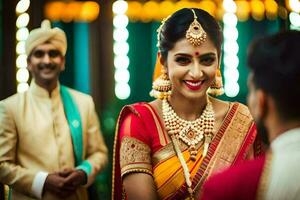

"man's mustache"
[37,63,57,70]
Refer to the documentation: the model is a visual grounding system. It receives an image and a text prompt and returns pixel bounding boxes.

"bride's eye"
[175,56,191,65]
[200,55,216,66]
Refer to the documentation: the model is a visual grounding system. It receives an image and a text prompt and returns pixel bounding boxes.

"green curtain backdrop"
[53,22,75,88]
[52,22,91,94]
[126,22,159,104]
[74,22,90,94]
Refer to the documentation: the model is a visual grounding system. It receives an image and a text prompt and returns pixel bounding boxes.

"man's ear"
[61,57,66,71]
[27,58,32,71]
[256,89,268,120]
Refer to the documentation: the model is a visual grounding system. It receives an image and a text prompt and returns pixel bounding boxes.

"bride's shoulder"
[209,97,230,110]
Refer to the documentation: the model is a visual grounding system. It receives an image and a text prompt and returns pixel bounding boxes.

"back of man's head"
[248,30,300,121]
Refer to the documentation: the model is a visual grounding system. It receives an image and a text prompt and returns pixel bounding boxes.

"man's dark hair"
[248,30,300,121]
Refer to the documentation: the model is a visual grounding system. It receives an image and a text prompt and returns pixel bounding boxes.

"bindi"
[195,52,200,56]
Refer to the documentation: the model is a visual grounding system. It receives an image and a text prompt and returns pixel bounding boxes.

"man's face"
[247,73,270,145]
[27,43,65,87]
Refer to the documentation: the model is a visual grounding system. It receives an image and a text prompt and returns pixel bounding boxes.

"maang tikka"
[186,9,207,46]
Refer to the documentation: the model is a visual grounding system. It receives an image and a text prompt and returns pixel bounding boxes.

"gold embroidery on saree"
[206,103,254,176]
[120,136,152,177]
[191,103,254,197]
[256,152,272,200]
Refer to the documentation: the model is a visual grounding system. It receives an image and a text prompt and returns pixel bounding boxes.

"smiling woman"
[112,8,263,200]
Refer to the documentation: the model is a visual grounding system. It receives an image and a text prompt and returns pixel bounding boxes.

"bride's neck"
[168,95,208,121]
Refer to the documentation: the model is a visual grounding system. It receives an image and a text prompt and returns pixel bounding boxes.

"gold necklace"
[162,98,215,160]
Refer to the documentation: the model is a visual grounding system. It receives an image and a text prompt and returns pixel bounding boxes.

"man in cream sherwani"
[0,20,108,200]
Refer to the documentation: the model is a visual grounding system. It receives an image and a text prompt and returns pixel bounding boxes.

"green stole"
[60,86,92,174]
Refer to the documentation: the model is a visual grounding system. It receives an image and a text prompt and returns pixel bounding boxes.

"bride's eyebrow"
[174,53,192,58]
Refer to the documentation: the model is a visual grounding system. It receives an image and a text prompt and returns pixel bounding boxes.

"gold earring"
[150,68,172,100]
[208,68,224,96]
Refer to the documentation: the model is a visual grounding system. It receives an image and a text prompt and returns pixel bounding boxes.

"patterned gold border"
[206,103,254,176]
[256,152,272,200]
[120,136,152,177]
[112,105,138,200]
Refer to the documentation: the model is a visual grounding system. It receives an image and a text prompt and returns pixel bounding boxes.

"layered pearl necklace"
[162,98,215,160]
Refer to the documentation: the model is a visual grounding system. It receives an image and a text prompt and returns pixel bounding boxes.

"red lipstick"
[184,80,203,91]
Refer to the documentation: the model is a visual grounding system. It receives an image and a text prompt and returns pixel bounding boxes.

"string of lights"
[289,0,300,30]
[223,0,239,97]
[16,0,30,93]
[113,0,131,100]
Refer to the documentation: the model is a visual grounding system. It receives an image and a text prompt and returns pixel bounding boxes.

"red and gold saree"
[112,101,261,200]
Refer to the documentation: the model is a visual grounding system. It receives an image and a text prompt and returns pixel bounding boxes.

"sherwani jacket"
[0,81,108,200]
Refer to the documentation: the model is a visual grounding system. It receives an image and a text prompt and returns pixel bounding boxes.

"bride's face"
[165,36,219,100]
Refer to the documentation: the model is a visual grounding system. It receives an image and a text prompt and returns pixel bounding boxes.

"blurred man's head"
[247,30,300,144]
[25,20,67,57]
[25,20,67,89]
